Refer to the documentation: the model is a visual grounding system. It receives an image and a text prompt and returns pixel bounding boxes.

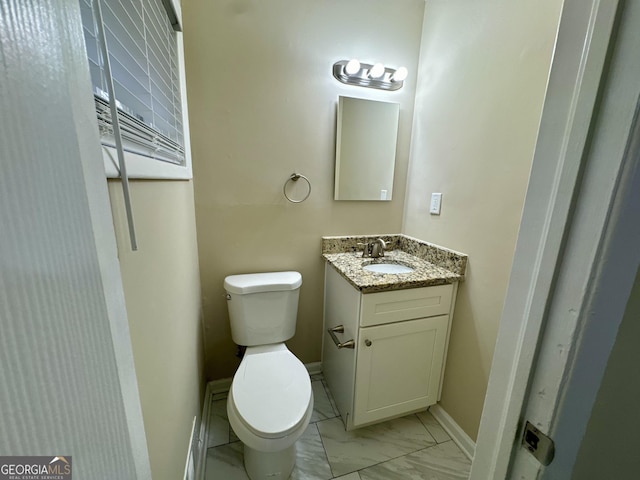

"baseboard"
[305,361,322,376]
[208,377,232,395]
[429,404,476,460]
[194,382,212,480]
[183,415,198,480]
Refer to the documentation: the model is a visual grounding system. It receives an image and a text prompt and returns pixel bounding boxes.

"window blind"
[80,0,185,165]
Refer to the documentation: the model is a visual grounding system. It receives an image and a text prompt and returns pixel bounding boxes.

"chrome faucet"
[359,238,386,258]
[371,238,386,258]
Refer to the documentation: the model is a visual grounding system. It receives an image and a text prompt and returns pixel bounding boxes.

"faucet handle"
[357,242,372,257]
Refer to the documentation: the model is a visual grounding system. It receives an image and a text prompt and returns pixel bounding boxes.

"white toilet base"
[244,443,296,480]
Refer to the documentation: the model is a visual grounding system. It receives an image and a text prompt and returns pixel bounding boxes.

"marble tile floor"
[204,374,471,480]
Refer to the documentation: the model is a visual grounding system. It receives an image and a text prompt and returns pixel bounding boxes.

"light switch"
[430,193,442,215]
[380,189,388,200]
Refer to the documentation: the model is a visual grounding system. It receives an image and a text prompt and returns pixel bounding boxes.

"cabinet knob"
[365,339,372,347]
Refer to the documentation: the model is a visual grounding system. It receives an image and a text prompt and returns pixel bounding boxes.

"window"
[79,0,191,179]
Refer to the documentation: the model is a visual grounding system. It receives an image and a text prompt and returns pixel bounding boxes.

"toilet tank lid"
[224,271,302,294]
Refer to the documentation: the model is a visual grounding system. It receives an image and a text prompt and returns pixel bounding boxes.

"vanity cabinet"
[322,263,457,430]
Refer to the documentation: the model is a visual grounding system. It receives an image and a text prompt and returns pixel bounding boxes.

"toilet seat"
[230,345,312,439]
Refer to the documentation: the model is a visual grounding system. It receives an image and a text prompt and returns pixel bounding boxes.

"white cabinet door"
[353,315,449,427]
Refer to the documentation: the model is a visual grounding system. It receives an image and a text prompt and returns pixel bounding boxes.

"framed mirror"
[334,96,400,201]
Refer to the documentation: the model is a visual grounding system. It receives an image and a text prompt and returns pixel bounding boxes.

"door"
[353,315,449,426]
[0,2,151,477]
[471,0,640,478]
[509,2,640,476]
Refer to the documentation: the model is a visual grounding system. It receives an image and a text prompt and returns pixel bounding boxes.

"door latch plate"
[522,421,555,466]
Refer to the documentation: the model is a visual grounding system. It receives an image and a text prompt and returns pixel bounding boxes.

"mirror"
[334,96,400,201]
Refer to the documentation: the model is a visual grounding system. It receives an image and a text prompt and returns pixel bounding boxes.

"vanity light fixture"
[344,58,361,75]
[368,62,385,79]
[333,59,408,91]
[391,66,408,82]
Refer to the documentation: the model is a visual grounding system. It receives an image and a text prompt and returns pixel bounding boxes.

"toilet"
[224,271,313,480]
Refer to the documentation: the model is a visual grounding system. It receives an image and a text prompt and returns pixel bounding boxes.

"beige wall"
[108,180,204,480]
[572,267,640,478]
[183,0,425,380]
[402,1,562,439]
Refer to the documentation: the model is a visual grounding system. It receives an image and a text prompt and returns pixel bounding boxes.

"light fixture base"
[332,60,405,91]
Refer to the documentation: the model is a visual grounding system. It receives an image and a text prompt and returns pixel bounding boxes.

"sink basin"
[363,262,415,274]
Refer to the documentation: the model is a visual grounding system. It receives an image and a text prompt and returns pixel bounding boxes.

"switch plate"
[380,189,388,200]
[430,193,442,215]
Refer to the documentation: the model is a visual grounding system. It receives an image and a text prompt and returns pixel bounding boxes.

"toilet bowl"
[224,271,312,480]
[227,344,313,479]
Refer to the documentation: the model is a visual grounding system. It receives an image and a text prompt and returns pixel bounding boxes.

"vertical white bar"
[93,0,138,250]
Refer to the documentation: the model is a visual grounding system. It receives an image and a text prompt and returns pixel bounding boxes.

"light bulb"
[344,59,361,75]
[369,63,385,79]
[391,66,408,82]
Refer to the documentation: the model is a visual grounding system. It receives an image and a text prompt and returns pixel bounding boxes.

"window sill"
[102,145,192,180]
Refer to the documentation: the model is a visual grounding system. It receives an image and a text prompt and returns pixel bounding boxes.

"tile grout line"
[353,440,458,479]
[317,375,354,479]
[416,411,448,444]
[316,375,338,479]
[311,376,342,479]
[320,414,441,479]
[413,412,438,444]
[320,378,340,418]
[313,418,338,479]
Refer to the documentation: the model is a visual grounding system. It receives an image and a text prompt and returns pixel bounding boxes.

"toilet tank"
[224,271,302,346]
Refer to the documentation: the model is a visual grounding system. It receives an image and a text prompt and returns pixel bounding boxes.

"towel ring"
[283,173,311,203]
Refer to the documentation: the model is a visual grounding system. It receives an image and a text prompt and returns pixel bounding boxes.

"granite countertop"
[322,234,468,294]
